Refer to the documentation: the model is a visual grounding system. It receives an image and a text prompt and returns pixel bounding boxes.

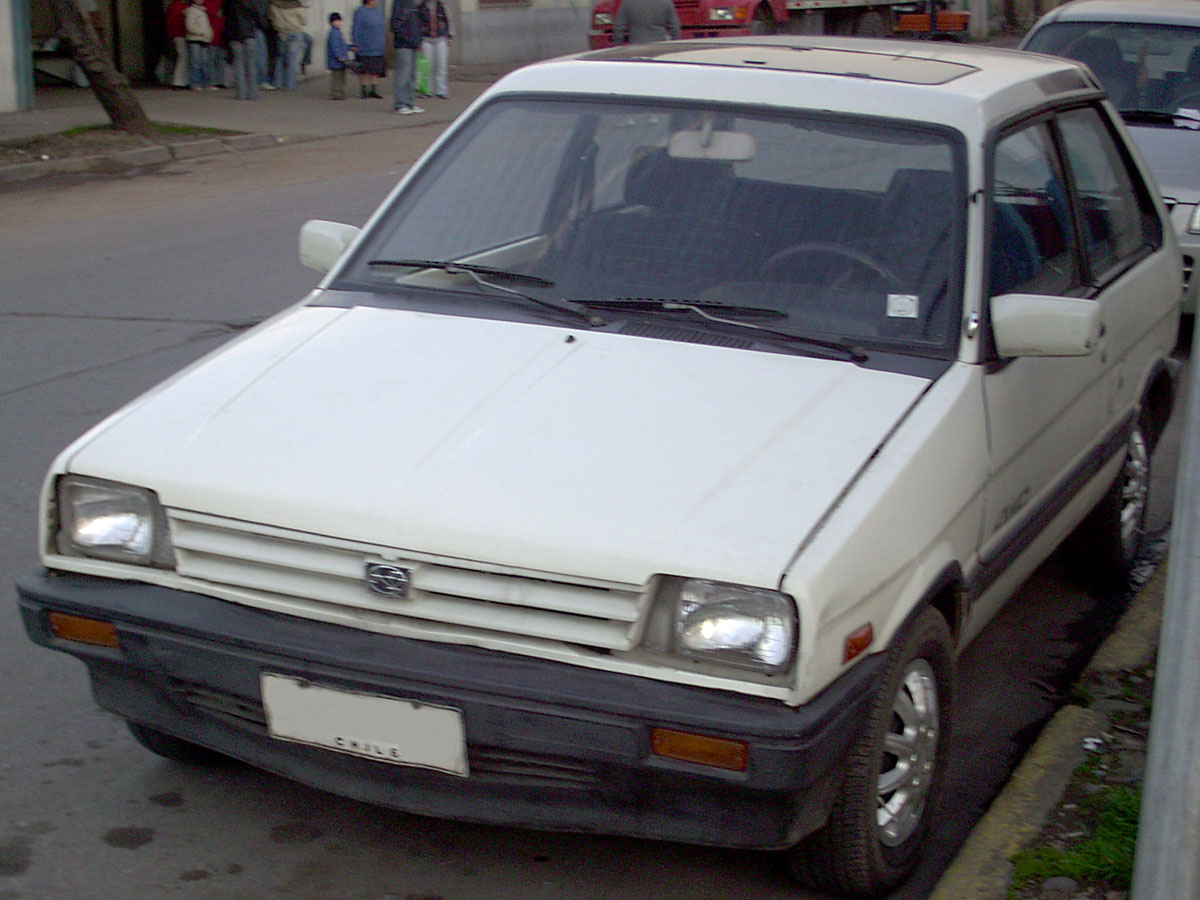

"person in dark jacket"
[417,0,452,98]
[611,0,680,45]
[223,0,270,98]
[390,0,423,113]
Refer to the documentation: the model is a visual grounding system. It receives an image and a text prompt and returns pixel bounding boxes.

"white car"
[1021,0,1200,313]
[17,36,1180,897]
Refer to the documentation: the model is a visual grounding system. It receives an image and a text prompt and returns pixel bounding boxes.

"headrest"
[624,147,731,208]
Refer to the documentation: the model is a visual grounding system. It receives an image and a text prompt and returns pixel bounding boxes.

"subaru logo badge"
[365,562,413,599]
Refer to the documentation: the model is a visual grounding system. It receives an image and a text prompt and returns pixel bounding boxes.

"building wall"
[305,0,589,71]
[2,0,24,111]
[456,0,590,66]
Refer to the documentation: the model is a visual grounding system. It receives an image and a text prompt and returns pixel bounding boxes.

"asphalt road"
[0,135,1184,900]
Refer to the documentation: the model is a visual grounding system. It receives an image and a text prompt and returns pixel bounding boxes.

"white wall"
[1,0,19,112]
[302,0,590,72]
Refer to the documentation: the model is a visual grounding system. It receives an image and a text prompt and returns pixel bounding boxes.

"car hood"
[1128,123,1200,202]
[65,303,932,588]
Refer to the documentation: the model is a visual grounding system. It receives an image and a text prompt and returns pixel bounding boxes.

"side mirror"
[991,293,1102,358]
[299,219,361,274]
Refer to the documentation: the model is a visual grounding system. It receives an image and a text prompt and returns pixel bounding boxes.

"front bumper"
[17,570,881,850]
[1170,203,1198,314]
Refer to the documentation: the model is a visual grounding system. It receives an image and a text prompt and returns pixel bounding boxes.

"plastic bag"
[416,51,431,97]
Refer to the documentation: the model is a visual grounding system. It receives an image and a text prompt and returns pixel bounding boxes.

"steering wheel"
[1172,91,1200,111]
[760,241,904,292]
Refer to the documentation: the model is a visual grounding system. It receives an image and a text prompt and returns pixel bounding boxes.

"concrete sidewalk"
[0,65,522,179]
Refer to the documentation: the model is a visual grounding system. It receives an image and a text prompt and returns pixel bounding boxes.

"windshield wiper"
[581,297,866,363]
[579,297,789,320]
[367,258,604,326]
[368,258,555,287]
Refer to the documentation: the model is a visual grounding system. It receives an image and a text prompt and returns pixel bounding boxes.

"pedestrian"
[417,0,451,99]
[326,11,351,100]
[224,0,270,98]
[166,0,190,88]
[352,0,386,98]
[269,0,307,89]
[205,0,228,87]
[257,20,276,89]
[611,0,680,45]
[184,0,214,89]
[390,0,423,113]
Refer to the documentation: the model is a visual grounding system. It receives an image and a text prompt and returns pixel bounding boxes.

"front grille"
[167,510,648,651]
[469,748,603,788]
[171,680,604,789]
[172,678,267,727]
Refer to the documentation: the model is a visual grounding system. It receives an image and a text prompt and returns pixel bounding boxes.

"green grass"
[1066,681,1093,707]
[1009,785,1142,894]
[57,122,237,138]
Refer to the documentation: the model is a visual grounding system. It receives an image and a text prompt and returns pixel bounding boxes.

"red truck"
[588,0,969,47]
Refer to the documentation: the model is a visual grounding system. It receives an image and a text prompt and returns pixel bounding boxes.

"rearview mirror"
[991,293,1101,357]
[300,219,361,274]
[668,129,756,162]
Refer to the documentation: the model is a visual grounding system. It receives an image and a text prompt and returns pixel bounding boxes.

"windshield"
[336,97,965,355]
[1024,21,1200,116]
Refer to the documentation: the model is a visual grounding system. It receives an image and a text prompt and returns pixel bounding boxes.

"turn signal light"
[651,727,749,771]
[48,612,119,648]
[844,623,874,663]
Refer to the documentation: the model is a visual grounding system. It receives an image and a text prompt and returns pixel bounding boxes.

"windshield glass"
[1025,21,1200,114]
[336,97,965,354]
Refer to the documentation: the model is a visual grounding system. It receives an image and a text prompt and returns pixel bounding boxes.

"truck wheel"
[788,607,953,897]
[855,9,891,36]
[1065,413,1151,591]
[127,722,230,766]
[748,6,777,35]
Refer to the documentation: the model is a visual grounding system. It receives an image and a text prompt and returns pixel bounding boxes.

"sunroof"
[591,42,979,85]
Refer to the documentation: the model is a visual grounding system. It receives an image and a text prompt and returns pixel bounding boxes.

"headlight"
[1188,204,1200,235]
[709,7,736,20]
[651,578,797,673]
[57,476,173,567]
[593,11,613,26]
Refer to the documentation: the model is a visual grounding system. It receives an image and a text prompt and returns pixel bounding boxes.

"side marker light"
[651,727,749,771]
[48,612,119,648]
[844,623,874,663]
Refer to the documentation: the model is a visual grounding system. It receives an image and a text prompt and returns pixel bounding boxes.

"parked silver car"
[1022,0,1200,313]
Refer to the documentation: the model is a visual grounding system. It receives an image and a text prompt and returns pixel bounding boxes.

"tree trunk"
[46,0,154,136]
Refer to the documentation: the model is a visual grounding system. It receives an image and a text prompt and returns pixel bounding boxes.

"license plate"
[260,674,468,776]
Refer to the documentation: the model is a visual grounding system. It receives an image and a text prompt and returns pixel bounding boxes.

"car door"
[972,103,1169,629]
[1053,105,1174,428]
[971,114,1105,628]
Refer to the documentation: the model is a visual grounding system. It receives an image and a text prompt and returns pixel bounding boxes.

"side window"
[989,123,1080,298]
[1056,106,1160,283]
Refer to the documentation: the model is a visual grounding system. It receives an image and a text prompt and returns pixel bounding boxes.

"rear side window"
[989,123,1080,297]
[1056,107,1161,283]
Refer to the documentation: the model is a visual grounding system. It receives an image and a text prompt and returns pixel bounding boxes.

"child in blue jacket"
[326,12,350,99]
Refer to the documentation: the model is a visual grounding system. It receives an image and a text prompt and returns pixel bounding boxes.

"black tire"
[854,9,891,36]
[1065,414,1151,591]
[788,607,954,898]
[127,722,230,766]
[748,6,777,35]
[829,10,856,35]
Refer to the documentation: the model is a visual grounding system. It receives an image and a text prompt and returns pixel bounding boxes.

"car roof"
[1034,0,1200,27]
[486,37,1100,138]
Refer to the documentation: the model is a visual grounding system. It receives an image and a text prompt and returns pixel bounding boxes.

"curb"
[0,131,286,187]
[930,560,1167,899]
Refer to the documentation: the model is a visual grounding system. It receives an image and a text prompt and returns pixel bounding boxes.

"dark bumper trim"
[17,570,882,849]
